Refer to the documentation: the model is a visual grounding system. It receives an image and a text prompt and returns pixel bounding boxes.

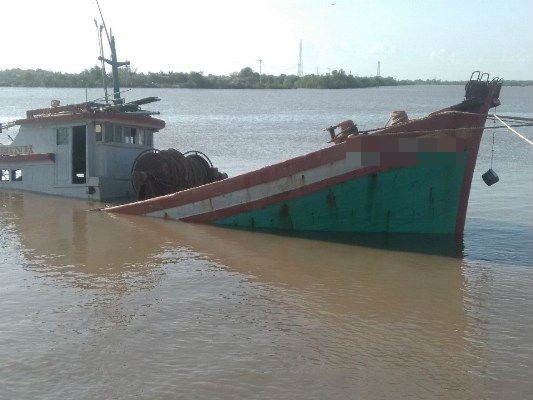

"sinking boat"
[107,73,503,235]
[0,10,503,236]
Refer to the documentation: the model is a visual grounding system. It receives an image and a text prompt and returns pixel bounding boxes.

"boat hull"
[210,152,467,234]
[106,111,486,235]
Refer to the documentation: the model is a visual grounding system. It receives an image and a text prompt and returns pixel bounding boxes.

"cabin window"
[56,127,69,145]
[1,169,10,181]
[143,130,153,147]
[114,125,123,143]
[11,169,22,181]
[104,123,113,143]
[95,123,102,141]
[98,123,144,145]
[123,127,137,144]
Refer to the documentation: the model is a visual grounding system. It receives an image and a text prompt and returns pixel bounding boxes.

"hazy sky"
[1,0,531,80]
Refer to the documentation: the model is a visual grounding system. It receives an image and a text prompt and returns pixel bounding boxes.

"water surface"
[0,86,531,399]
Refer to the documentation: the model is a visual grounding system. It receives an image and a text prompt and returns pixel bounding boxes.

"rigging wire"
[493,114,533,146]
[491,108,496,169]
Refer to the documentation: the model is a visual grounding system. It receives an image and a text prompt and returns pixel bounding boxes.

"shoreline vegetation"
[0,66,531,89]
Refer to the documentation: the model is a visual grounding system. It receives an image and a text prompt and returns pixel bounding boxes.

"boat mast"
[95,0,130,105]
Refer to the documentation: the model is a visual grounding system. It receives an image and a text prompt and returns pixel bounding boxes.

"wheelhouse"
[0,102,165,201]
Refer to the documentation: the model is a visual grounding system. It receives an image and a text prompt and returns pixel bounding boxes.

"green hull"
[213,152,467,234]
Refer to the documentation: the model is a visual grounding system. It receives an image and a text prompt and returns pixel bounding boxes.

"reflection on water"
[1,190,531,399]
[1,191,168,292]
[240,228,466,257]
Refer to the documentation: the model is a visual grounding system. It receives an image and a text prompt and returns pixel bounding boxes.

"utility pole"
[297,39,303,76]
[257,58,263,84]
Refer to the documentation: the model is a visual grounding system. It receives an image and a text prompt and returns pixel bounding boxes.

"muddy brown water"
[0,86,531,399]
[0,190,531,399]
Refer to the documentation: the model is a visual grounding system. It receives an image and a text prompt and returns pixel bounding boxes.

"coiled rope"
[131,148,227,200]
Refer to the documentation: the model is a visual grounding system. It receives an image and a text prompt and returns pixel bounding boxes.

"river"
[0,85,531,399]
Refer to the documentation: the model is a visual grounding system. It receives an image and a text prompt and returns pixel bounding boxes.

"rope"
[356,123,533,137]
[489,115,533,123]
[131,149,226,199]
[493,114,533,146]
[490,109,496,169]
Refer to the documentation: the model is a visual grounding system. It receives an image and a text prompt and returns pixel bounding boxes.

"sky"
[0,0,531,80]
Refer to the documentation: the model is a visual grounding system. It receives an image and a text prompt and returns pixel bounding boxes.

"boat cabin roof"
[15,97,165,131]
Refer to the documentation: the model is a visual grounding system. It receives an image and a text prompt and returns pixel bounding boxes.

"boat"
[106,73,503,236]
[0,9,503,236]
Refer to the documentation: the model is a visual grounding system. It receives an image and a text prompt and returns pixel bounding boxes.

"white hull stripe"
[146,153,382,220]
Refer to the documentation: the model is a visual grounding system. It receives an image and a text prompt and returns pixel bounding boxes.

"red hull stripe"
[182,166,385,223]
[0,153,55,162]
[454,129,483,234]
[452,86,495,235]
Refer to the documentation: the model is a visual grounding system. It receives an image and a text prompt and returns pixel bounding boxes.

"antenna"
[94,0,130,105]
[297,40,303,77]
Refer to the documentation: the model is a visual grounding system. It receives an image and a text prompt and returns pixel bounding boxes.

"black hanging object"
[482,169,499,186]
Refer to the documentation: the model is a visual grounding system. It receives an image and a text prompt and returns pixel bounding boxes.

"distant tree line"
[0,66,530,89]
[397,78,533,86]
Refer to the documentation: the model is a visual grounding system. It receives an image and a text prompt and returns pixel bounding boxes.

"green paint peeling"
[213,152,468,234]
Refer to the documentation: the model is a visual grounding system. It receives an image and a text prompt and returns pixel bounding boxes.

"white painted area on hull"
[145,152,375,220]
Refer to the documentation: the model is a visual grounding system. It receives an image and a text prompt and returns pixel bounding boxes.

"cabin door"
[72,125,86,184]
[55,127,70,185]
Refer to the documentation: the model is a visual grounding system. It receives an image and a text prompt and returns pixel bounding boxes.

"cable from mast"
[94,19,109,104]
[95,0,111,46]
[93,0,130,105]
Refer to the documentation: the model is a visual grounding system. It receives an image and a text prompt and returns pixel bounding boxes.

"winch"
[131,149,227,200]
